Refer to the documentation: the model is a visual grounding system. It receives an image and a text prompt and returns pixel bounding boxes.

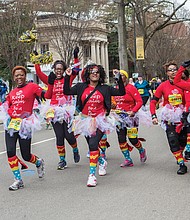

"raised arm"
[63,68,78,95]
[34,64,48,84]
[110,74,125,96]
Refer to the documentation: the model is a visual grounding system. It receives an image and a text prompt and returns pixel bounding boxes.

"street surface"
[0,122,189,220]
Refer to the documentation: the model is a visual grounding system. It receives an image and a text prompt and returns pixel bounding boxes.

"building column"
[96,41,100,65]
[104,42,109,83]
[100,41,106,69]
[91,41,96,63]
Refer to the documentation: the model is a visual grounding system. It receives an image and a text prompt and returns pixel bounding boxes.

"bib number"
[168,94,182,106]
[8,118,22,131]
[127,127,138,138]
[138,89,144,95]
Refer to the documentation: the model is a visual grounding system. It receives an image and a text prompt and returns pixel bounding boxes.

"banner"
[136,37,144,60]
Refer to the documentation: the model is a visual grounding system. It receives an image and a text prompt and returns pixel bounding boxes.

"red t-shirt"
[150,80,185,115]
[6,83,43,118]
[81,85,106,117]
[114,84,142,112]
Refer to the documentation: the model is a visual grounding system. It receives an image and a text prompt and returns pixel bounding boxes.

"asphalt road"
[0,122,189,220]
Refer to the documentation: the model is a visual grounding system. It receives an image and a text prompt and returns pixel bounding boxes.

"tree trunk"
[117,0,128,72]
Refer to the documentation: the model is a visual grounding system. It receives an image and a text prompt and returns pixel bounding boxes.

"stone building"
[28,13,110,83]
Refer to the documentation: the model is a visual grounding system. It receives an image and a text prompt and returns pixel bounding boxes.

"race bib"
[168,94,182,106]
[8,118,22,131]
[46,108,55,119]
[127,127,138,138]
[138,89,144,95]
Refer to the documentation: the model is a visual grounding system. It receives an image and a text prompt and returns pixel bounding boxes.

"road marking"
[0,137,55,155]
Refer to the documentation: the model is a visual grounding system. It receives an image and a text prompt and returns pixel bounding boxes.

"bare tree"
[0,0,37,89]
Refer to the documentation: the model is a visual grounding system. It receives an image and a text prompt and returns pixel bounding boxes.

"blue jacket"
[135,80,151,97]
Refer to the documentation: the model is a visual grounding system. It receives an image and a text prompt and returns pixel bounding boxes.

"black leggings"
[166,124,187,153]
[85,129,104,151]
[141,96,149,106]
[5,131,32,161]
[116,127,138,146]
[52,121,76,146]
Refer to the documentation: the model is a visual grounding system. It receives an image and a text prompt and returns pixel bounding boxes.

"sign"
[136,37,144,60]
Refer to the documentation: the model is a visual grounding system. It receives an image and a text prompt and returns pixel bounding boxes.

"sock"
[134,140,144,154]
[71,143,79,153]
[119,142,132,161]
[98,155,105,166]
[89,150,99,175]
[57,145,66,161]
[173,150,184,165]
[29,154,41,166]
[8,156,21,180]
[186,133,190,152]
[99,134,107,159]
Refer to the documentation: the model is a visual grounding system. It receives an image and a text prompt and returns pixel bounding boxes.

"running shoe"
[73,151,80,163]
[177,164,187,175]
[57,160,67,170]
[86,151,90,158]
[98,159,107,176]
[120,159,134,167]
[9,179,24,191]
[36,158,45,178]
[87,174,97,187]
[184,151,190,160]
[140,149,147,163]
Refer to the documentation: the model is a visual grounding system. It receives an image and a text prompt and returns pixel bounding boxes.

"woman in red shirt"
[2,66,53,190]
[112,69,147,167]
[64,64,125,187]
[150,61,187,175]
[35,58,80,170]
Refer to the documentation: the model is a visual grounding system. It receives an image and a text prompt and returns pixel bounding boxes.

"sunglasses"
[90,69,99,74]
[167,68,178,72]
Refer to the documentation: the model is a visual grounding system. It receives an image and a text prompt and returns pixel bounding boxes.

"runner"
[111,69,147,167]
[1,65,54,190]
[150,61,187,175]
[34,48,80,170]
[64,63,125,187]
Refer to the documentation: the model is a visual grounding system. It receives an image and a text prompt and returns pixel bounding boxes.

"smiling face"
[54,63,64,79]
[166,64,178,80]
[13,69,26,87]
[89,66,100,83]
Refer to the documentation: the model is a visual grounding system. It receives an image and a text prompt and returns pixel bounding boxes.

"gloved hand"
[33,50,38,55]
[48,72,56,85]
[182,60,190,68]
[74,46,79,59]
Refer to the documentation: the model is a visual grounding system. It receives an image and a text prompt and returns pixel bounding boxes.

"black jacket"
[63,75,125,115]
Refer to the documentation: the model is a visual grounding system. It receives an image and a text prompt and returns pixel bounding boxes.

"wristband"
[152,114,157,119]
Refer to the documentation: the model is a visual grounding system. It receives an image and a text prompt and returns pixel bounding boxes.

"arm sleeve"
[173,66,186,84]
[63,75,78,95]
[110,76,125,96]
[130,87,143,112]
[35,64,48,85]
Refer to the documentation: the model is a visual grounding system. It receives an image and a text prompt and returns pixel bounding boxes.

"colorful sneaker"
[87,174,97,187]
[98,159,107,176]
[57,160,67,170]
[36,159,45,178]
[120,159,134,167]
[74,151,80,163]
[140,149,147,163]
[9,179,24,191]
[86,151,90,158]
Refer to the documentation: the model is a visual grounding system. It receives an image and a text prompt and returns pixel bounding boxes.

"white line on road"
[0,137,55,155]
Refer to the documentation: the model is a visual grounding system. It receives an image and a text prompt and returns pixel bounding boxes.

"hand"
[74,46,79,59]
[113,69,119,76]
[182,60,190,68]
[65,68,72,76]
[48,72,56,85]
[127,111,135,117]
[152,118,158,125]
